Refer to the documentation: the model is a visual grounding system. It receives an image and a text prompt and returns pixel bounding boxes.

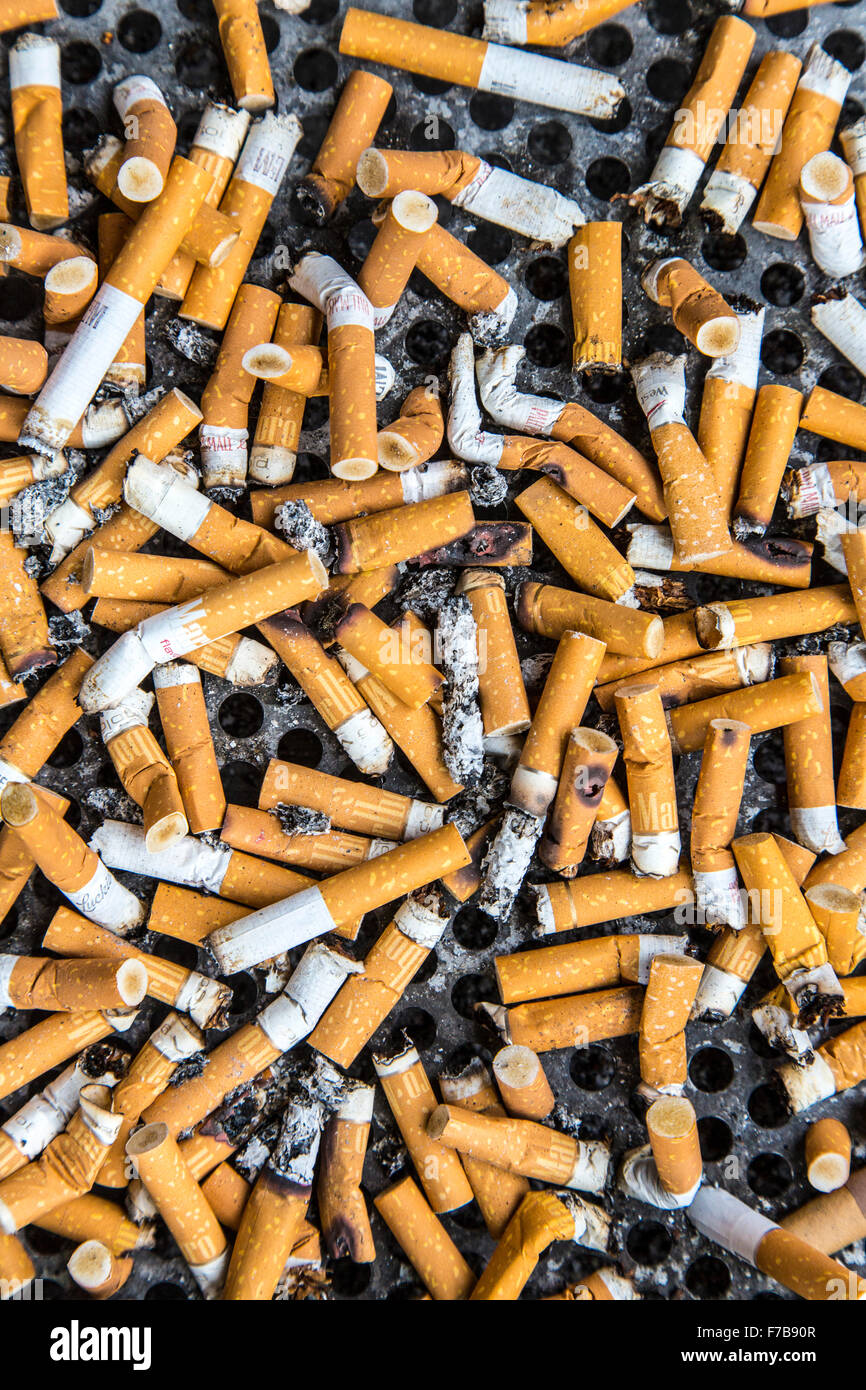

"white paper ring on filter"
[532,883,556,935]
[777,1052,838,1112]
[452,162,585,246]
[334,708,393,776]
[509,765,559,818]
[152,662,201,690]
[234,112,302,197]
[0,757,29,801]
[192,103,251,162]
[99,687,153,743]
[705,308,765,390]
[288,252,364,318]
[148,1011,204,1062]
[207,885,339,974]
[554,1191,610,1252]
[786,462,836,518]
[475,345,566,435]
[89,821,232,894]
[123,455,211,542]
[619,1145,700,1209]
[44,496,97,561]
[788,805,847,856]
[693,867,747,930]
[393,892,451,949]
[802,197,865,278]
[631,831,682,880]
[688,1186,776,1264]
[113,75,167,118]
[403,801,446,839]
[401,460,469,504]
[64,860,144,935]
[0,1057,108,1159]
[78,630,161,713]
[691,963,746,1019]
[172,972,229,1030]
[635,935,690,983]
[643,145,706,214]
[481,0,528,44]
[373,1042,420,1079]
[700,169,760,237]
[564,1140,611,1194]
[189,1247,230,1301]
[812,294,866,377]
[631,354,687,428]
[326,287,375,333]
[224,637,278,686]
[9,35,61,90]
[256,940,363,1050]
[478,44,625,120]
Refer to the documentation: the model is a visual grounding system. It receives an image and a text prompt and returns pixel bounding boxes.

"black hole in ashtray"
[585,156,630,201]
[748,1152,792,1199]
[525,256,568,300]
[413,949,438,985]
[0,278,41,324]
[525,323,569,368]
[175,39,222,88]
[701,234,747,273]
[469,91,514,131]
[393,1006,436,1049]
[117,10,162,52]
[467,224,512,266]
[647,0,691,32]
[27,1227,73,1257]
[294,47,338,92]
[302,399,330,437]
[276,728,323,768]
[177,108,203,148]
[60,0,101,14]
[581,370,627,404]
[752,732,786,783]
[589,97,632,136]
[528,120,572,166]
[347,218,377,263]
[698,1116,733,1162]
[760,262,804,307]
[158,936,200,971]
[412,74,453,97]
[220,760,260,808]
[225,972,259,1015]
[444,1042,491,1074]
[451,972,496,1020]
[63,108,101,154]
[297,114,329,163]
[646,58,691,104]
[260,13,280,53]
[299,0,339,21]
[145,1282,188,1300]
[413,0,457,22]
[748,1083,788,1128]
[293,448,329,478]
[46,728,83,769]
[328,1258,372,1297]
[823,30,865,71]
[634,323,686,359]
[569,1045,616,1091]
[689,1046,734,1093]
[748,1022,780,1060]
[176,0,213,20]
[761,328,804,376]
[818,363,862,402]
[626,1219,673,1264]
[253,225,276,261]
[61,39,102,83]
[452,907,498,949]
[686,1255,731,1298]
[218,692,264,738]
[766,10,807,37]
[405,320,451,369]
[409,119,455,152]
[588,22,632,67]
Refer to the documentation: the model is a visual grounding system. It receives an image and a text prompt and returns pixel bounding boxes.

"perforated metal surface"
[1,0,866,1303]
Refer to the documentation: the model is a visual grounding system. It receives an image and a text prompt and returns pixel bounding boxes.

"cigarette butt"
[616,683,680,878]
[799,384,866,454]
[222,804,386,874]
[437,1059,528,1238]
[67,1240,133,1299]
[596,645,772,715]
[259,758,444,841]
[828,640,866,708]
[148,665,219,835]
[199,281,281,487]
[667,671,824,755]
[181,112,301,331]
[373,1174,475,1301]
[251,459,468,530]
[318,1081,375,1263]
[375,1040,473,1213]
[250,302,321,485]
[753,44,850,241]
[568,222,621,371]
[428,1102,610,1193]
[691,718,750,929]
[511,630,606,817]
[632,353,732,564]
[414,221,516,340]
[213,0,274,113]
[626,525,812,589]
[43,255,98,327]
[804,884,866,977]
[628,16,755,226]
[469,1188,608,1301]
[244,341,328,395]
[0,224,90,278]
[0,394,126,450]
[126,1123,228,1297]
[539,728,617,876]
[92,597,275,687]
[0,335,47,394]
[0,1233,34,1299]
[779,1019,866,1113]
[516,476,635,602]
[308,888,452,1067]
[590,775,631,865]
[696,584,857,651]
[780,1168,866,1254]
[457,570,530,738]
[333,491,476,573]
[298,70,393,223]
[646,1096,702,1198]
[800,151,865,278]
[805,1118,851,1194]
[1,783,145,934]
[516,581,662,659]
[495,932,687,1005]
[0,954,147,1013]
[701,51,802,235]
[638,953,703,1095]
[838,699,866,809]
[0,649,90,789]
[114,76,177,203]
[545,1268,639,1300]
[781,654,845,855]
[489,983,644,1052]
[378,385,444,472]
[334,601,443,710]
[82,549,227,603]
[10,34,67,230]
[492,1045,555,1121]
[697,307,765,515]
[643,258,740,358]
[805,820,866,896]
[0,529,55,679]
[360,191,439,326]
[733,385,803,537]
[33,1194,153,1255]
[534,864,693,936]
[358,148,481,201]
[100,690,189,853]
[502,438,636,530]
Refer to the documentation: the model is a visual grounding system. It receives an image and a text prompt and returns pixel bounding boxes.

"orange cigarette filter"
[492,1045,555,1121]
[357,148,481,200]
[259,758,443,841]
[221,803,383,874]
[539,728,617,877]
[781,654,845,856]
[378,384,444,473]
[152,663,226,835]
[697,306,765,517]
[568,222,621,371]
[690,717,750,929]
[627,527,812,589]
[843,529,866,639]
[458,569,530,738]
[360,192,439,325]
[0,224,90,277]
[798,384,866,452]
[242,341,326,396]
[0,1234,34,1297]
[667,671,824,755]
[92,598,276,688]
[516,581,662,659]
[82,549,226,603]
[31,1193,152,1255]
[493,983,645,1053]
[0,648,91,785]
[0,336,47,394]
[334,601,443,710]
[0,1009,126,1105]
[374,1174,475,1301]
[0,451,66,508]
[250,302,322,485]
[10,34,67,230]
[498,436,636,531]
[113,76,177,204]
[837,703,866,809]
[646,1096,703,1197]
[333,491,476,573]
[779,1169,866,1255]
[414,221,513,323]
[251,461,467,529]
[615,682,680,879]
[516,476,635,602]
[469,1189,596,1302]
[212,0,274,113]
[42,255,99,328]
[805,1118,851,1194]
[67,1240,133,1299]
[511,630,606,817]
[753,44,850,241]
[126,1123,228,1297]
[0,794,69,922]
[638,953,703,1095]
[100,692,189,854]
[491,0,635,45]
[373,1040,473,1213]
[494,932,686,1005]
[0,529,55,677]
[297,70,394,223]
[534,863,694,936]
[318,1081,376,1263]
[437,1060,529,1238]
[427,1102,609,1193]
[595,644,773,714]
[695,584,858,651]
[0,954,146,1013]
[803,884,866,978]
[199,281,281,487]
[733,385,803,537]
[642,258,740,358]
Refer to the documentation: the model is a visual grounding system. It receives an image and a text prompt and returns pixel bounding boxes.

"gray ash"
[272,802,332,836]
[274,672,308,706]
[90,502,123,528]
[269,1096,324,1183]
[234,1118,279,1181]
[438,594,485,787]
[168,1052,207,1086]
[23,552,44,578]
[446,761,508,836]
[80,1041,130,1082]
[274,500,335,565]
[207,485,244,506]
[397,567,456,624]
[83,786,139,821]
[469,463,509,508]
[479,806,545,919]
[521,652,554,699]
[118,387,165,424]
[48,610,90,655]
[163,318,219,367]
[370,1130,408,1180]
